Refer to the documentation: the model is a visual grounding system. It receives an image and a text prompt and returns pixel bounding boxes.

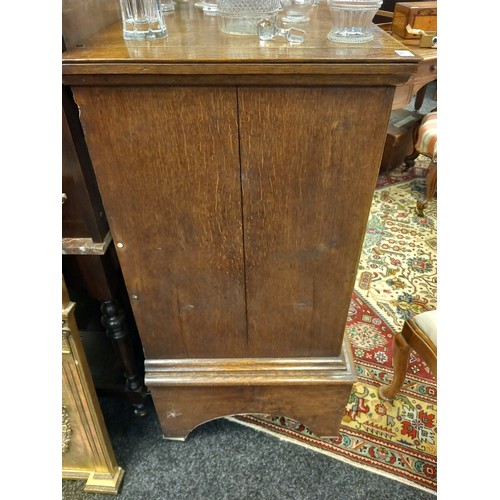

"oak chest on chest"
[62,1,419,440]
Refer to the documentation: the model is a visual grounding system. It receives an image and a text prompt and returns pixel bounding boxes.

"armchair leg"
[403,148,419,171]
[379,331,411,402]
[416,160,437,216]
[402,118,423,171]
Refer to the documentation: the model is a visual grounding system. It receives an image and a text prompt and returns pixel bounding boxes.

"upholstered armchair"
[404,111,437,216]
[379,309,437,401]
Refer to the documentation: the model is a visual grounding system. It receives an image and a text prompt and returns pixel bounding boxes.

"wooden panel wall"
[73,84,394,361]
[72,86,248,359]
[238,87,394,357]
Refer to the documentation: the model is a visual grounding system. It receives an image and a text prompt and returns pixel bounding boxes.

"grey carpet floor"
[62,396,436,499]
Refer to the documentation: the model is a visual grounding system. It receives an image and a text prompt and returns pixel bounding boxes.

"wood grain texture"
[145,347,355,386]
[151,383,354,440]
[62,2,419,86]
[72,86,247,360]
[239,86,394,357]
[144,312,356,440]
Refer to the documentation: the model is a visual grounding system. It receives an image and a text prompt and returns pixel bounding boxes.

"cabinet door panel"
[238,87,394,357]
[73,87,247,359]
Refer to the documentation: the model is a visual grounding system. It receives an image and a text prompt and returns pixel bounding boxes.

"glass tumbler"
[280,0,315,23]
[120,0,168,39]
[327,0,382,43]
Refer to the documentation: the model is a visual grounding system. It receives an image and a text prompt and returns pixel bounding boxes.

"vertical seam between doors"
[236,86,249,348]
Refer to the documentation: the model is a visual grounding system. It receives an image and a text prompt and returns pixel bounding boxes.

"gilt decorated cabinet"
[62,277,124,494]
[62,2,418,440]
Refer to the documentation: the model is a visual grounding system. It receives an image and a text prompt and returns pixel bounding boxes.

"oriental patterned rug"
[231,165,438,494]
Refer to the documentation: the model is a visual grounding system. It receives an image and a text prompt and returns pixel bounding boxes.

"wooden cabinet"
[62,67,148,415]
[62,2,418,440]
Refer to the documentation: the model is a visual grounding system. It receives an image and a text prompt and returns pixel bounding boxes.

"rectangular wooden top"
[62,2,420,86]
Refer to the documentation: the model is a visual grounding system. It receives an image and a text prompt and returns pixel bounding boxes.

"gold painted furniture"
[62,277,124,494]
[62,1,419,440]
[379,309,437,401]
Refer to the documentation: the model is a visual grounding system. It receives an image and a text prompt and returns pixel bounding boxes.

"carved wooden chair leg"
[403,148,420,171]
[416,159,437,216]
[379,327,411,402]
[101,300,148,416]
[402,119,422,171]
[379,311,437,402]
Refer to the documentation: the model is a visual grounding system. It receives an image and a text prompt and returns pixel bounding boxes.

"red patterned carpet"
[232,162,438,493]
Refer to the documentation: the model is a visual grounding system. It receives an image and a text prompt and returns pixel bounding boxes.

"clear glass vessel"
[161,0,175,12]
[257,17,305,43]
[327,0,382,43]
[120,0,168,40]
[217,0,281,35]
[280,0,314,24]
[195,0,219,15]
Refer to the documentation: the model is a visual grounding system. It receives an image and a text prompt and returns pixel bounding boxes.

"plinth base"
[145,339,356,440]
[63,467,125,495]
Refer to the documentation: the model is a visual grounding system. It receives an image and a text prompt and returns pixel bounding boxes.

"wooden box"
[392,2,437,39]
[381,109,422,173]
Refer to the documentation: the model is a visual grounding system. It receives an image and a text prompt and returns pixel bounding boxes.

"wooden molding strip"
[145,340,356,386]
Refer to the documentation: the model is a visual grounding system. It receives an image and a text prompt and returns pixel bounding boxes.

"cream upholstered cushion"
[413,309,437,347]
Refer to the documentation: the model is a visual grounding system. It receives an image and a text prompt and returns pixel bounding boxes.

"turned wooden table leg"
[414,84,427,111]
[379,330,411,402]
[101,300,147,416]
